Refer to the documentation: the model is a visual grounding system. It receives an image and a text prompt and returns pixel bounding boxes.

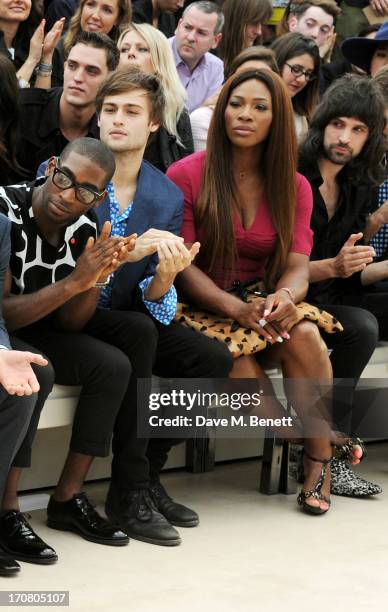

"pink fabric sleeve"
[166,157,202,243]
[290,173,314,256]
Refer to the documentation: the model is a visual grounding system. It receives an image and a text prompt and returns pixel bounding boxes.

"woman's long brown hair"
[196,68,298,290]
[218,0,273,75]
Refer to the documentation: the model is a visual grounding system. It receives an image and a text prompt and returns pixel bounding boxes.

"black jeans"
[319,304,379,434]
[15,309,233,490]
[147,321,234,480]
[13,312,135,464]
[0,388,37,500]
[10,337,55,468]
[342,286,388,341]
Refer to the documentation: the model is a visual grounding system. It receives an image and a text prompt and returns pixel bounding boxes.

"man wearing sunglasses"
[0,137,144,563]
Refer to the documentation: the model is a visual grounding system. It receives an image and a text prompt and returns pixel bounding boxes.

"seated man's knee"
[0,391,37,430]
[359,309,379,344]
[205,342,234,376]
[123,312,159,354]
[33,357,55,397]
[344,307,379,347]
[106,347,132,385]
[138,315,159,348]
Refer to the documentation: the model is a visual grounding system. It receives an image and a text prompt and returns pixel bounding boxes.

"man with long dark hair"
[299,73,385,497]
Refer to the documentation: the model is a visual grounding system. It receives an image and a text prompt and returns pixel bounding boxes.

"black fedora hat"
[341,21,388,73]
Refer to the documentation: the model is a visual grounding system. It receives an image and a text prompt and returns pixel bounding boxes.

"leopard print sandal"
[297,452,332,516]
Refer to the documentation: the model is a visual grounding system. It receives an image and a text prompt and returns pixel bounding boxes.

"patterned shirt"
[371,178,388,258]
[98,182,177,325]
[0,180,97,324]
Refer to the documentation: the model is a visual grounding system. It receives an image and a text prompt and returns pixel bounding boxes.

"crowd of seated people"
[1,0,388,577]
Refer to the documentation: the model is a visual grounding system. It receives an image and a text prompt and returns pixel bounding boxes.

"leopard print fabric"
[175,300,343,359]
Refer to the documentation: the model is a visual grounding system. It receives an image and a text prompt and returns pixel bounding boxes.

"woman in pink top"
[168,68,362,515]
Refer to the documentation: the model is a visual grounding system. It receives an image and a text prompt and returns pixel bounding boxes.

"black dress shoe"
[0,550,20,575]
[149,481,199,527]
[47,493,129,546]
[105,484,181,547]
[0,511,57,565]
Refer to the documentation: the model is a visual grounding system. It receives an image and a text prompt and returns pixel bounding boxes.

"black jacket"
[299,158,378,304]
[144,110,194,173]
[52,37,66,88]
[18,87,99,178]
[319,61,352,96]
[132,0,177,38]
[44,0,78,31]
[0,29,28,72]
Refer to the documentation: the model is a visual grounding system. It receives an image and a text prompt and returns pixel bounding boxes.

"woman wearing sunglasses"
[271,32,320,141]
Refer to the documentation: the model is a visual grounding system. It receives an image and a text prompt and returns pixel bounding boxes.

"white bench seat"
[36,342,388,431]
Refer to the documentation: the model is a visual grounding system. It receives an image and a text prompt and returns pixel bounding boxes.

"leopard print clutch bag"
[175,283,343,359]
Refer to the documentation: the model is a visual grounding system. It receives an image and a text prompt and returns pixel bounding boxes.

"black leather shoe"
[149,481,199,527]
[0,511,57,565]
[105,484,181,547]
[47,493,129,546]
[0,550,20,575]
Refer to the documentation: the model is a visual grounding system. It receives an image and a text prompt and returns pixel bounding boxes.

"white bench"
[360,341,388,378]
[18,342,388,492]
[38,341,388,429]
[37,385,80,430]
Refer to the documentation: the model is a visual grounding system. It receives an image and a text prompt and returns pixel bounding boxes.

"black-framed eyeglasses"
[52,161,105,206]
[285,62,316,82]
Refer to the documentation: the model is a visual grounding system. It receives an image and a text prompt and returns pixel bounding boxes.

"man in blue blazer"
[0,213,49,575]
[94,69,233,544]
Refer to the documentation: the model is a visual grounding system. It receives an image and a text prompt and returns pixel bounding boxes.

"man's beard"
[323,143,355,166]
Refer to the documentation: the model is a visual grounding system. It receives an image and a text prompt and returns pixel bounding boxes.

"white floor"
[5,442,388,612]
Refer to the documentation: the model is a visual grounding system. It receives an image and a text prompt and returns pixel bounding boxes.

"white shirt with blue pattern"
[371,178,388,258]
[99,182,177,325]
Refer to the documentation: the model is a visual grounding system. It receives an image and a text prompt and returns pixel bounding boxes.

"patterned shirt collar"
[107,182,133,224]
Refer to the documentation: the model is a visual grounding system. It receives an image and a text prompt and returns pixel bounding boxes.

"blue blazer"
[95,160,184,311]
[0,214,11,349]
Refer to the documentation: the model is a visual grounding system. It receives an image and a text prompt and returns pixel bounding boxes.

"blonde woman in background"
[118,23,194,172]
[51,0,132,86]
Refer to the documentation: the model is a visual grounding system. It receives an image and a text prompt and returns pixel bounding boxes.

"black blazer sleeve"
[177,109,194,157]
[0,215,11,350]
